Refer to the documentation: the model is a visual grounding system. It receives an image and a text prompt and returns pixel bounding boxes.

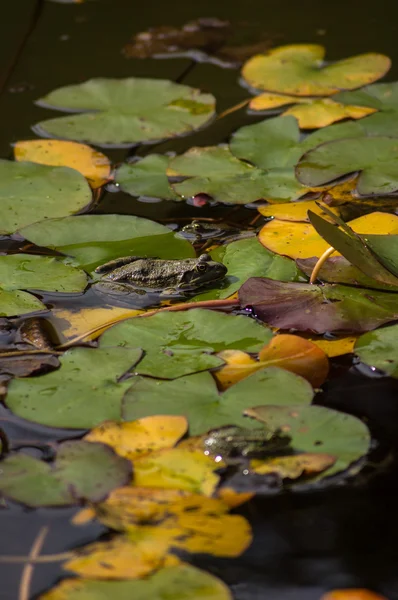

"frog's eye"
[196,263,207,273]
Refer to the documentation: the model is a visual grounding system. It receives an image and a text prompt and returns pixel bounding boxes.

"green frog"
[94,253,227,295]
[179,220,258,249]
[203,425,291,459]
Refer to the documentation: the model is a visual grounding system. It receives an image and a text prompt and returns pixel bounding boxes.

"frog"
[94,253,227,296]
[178,219,258,249]
[202,425,291,460]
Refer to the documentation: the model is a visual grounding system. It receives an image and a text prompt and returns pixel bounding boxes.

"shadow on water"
[1,0,398,597]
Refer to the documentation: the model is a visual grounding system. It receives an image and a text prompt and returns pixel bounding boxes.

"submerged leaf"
[245,404,370,478]
[6,346,142,428]
[14,139,111,189]
[34,78,216,147]
[0,441,131,507]
[241,44,390,96]
[20,214,195,272]
[239,277,398,333]
[40,564,232,599]
[123,369,313,435]
[0,159,91,234]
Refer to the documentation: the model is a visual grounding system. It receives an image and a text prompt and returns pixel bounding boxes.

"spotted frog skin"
[94,253,227,294]
[203,425,291,459]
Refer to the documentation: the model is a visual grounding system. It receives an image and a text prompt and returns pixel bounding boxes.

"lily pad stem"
[309,246,336,284]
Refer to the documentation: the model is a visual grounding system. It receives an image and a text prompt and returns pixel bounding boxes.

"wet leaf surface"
[123,368,313,434]
[241,44,390,95]
[40,564,232,599]
[34,78,216,147]
[0,160,92,234]
[355,324,398,377]
[214,334,329,389]
[115,155,180,201]
[0,440,131,506]
[84,416,188,461]
[20,214,195,272]
[14,140,112,189]
[250,452,336,479]
[6,347,143,428]
[100,309,272,378]
[0,289,45,316]
[258,199,341,222]
[245,404,371,478]
[239,277,398,333]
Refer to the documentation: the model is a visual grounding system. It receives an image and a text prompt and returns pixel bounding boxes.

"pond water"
[1,0,398,598]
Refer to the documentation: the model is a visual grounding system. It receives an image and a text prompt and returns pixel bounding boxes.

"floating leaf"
[14,140,111,189]
[245,404,371,478]
[34,78,216,147]
[239,277,398,333]
[321,589,388,600]
[6,346,142,428]
[115,155,179,201]
[258,200,340,222]
[0,440,131,507]
[355,324,398,377]
[40,565,232,600]
[191,238,301,302]
[123,369,313,435]
[0,254,87,293]
[297,137,398,195]
[100,308,272,379]
[309,335,357,357]
[132,447,223,495]
[20,214,195,272]
[84,416,188,461]
[0,290,45,317]
[241,44,390,96]
[0,159,91,234]
[215,334,329,389]
[250,453,336,479]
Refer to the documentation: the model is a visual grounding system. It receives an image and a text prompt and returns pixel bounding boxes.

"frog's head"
[180,253,227,289]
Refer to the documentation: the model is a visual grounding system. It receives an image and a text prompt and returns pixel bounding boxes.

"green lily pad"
[39,565,232,600]
[19,214,195,272]
[307,209,398,286]
[0,290,45,316]
[355,324,398,377]
[192,238,302,301]
[296,137,398,196]
[0,160,92,234]
[115,155,180,201]
[34,78,216,148]
[6,346,142,429]
[100,308,272,379]
[245,404,371,478]
[241,44,390,96]
[0,254,87,292]
[123,368,313,435]
[0,440,131,507]
[239,277,398,333]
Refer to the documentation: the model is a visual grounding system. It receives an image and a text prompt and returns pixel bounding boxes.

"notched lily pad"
[241,44,391,96]
[34,78,216,148]
[0,440,131,507]
[115,155,179,201]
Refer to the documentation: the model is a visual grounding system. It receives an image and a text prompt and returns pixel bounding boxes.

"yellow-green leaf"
[250,452,336,479]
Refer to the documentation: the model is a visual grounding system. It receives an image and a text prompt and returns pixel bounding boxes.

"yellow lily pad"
[14,140,112,189]
[242,44,391,96]
[258,200,340,222]
[132,447,224,495]
[259,211,398,259]
[303,335,357,357]
[214,334,328,389]
[250,452,336,479]
[84,416,188,461]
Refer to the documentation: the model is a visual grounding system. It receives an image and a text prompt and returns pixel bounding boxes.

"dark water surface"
[2,0,398,598]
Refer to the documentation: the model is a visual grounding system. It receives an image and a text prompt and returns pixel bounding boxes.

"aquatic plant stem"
[18,525,49,600]
[309,246,336,284]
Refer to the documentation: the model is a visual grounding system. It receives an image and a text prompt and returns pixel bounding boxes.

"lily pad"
[115,155,179,201]
[39,564,232,600]
[0,159,92,234]
[0,290,45,317]
[5,346,143,429]
[191,238,302,301]
[355,324,398,377]
[0,254,87,292]
[245,404,371,478]
[0,440,131,507]
[19,214,195,272]
[34,78,216,148]
[241,44,390,96]
[296,137,398,195]
[100,308,273,379]
[123,368,313,435]
[239,277,398,333]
